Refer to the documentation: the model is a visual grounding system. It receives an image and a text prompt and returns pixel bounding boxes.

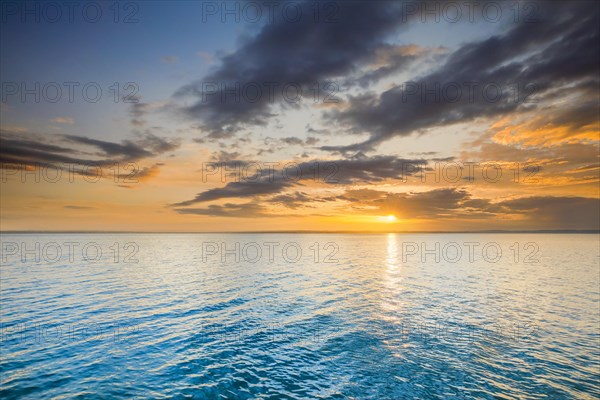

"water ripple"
[1,233,599,399]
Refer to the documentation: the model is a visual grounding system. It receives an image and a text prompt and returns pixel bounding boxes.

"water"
[1,233,599,399]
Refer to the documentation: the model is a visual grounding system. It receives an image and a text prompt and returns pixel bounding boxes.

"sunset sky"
[1,0,598,232]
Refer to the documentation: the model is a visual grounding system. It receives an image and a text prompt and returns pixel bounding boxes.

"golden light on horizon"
[377,215,398,223]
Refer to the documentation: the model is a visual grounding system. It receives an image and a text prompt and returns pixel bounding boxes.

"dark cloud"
[322,153,425,184]
[173,181,599,229]
[271,191,314,209]
[281,137,304,146]
[171,1,598,148]
[336,187,599,229]
[1,133,113,167]
[305,136,320,146]
[171,154,426,207]
[172,178,295,207]
[63,205,95,210]
[325,1,600,151]
[63,135,155,160]
[209,150,243,163]
[0,129,180,180]
[376,188,476,218]
[174,1,414,136]
[128,97,150,126]
[174,202,269,218]
[496,196,600,229]
[135,133,181,154]
[349,44,439,88]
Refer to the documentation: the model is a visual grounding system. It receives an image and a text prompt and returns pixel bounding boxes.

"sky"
[0,0,599,232]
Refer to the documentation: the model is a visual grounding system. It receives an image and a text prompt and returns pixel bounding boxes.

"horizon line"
[1,229,598,234]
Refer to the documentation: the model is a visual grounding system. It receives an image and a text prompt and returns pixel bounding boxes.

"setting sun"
[377,215,398,223]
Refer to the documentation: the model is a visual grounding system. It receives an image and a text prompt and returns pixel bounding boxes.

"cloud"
[172,178,600,229]
[173,1,414,137]
[171,1,598,147]
[207,150,242,163]
[337,187,600,230]
[135,133,181,154]
[489,98,600,147]
[280,137,304,146]
[0,129,181,181]
[271,191,314,209]
[172,178,295,207]
[496,196,600,230]
[51,117,74,125]
[174,202,269,218]
[129,101,150,126]
[63,135,156,160]
[127,96,169,127]
[171,153,427,207]
[459,131,599,188]
[372,188,479,218]
[349,44,441,88]
[325,1,600,151]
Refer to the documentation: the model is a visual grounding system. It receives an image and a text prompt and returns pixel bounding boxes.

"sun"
[377,215,398,223]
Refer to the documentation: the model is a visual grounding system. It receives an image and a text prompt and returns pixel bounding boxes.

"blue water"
[1,233,599,399]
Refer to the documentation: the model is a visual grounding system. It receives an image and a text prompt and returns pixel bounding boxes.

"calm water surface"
[1,233,599,399]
